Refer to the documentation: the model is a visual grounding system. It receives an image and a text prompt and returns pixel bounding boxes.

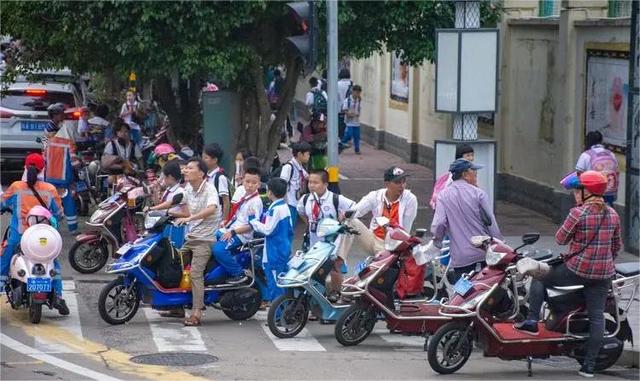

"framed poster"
[390,51,409,103]
[585,49,630,153]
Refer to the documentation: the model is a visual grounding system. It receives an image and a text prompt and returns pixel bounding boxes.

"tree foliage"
[1,1,502,167]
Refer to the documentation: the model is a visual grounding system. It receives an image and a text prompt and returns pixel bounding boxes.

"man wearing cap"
[341,166,418,255]
[431,159,503,282]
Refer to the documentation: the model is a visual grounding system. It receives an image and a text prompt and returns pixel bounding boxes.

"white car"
[0,80,82,171]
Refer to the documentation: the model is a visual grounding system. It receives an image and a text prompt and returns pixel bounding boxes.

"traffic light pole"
[326,0,340,193]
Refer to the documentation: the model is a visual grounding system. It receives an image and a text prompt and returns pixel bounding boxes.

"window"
[608,0,632,18]
[538,0,560,17]
[0,90,75,111]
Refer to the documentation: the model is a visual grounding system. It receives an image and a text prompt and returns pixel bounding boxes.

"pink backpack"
[586,148,619,196]
[430,172,452,209]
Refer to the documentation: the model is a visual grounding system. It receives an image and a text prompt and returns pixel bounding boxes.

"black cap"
[384,167,409,182]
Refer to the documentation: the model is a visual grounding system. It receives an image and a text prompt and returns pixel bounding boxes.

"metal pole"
[625,0,639,254]
[326,0,340,192]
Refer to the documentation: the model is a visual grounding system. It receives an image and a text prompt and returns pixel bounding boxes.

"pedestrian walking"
[337,68,353,139]
[279,142,311,228]
[575,131,619,206]
[340,85,362,155]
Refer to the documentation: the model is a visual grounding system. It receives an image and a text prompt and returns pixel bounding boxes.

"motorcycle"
[267,213,359,338]
[426,233,639,376]
[68,178,147,274]
[3,212,63,324]
[98,206,268,325]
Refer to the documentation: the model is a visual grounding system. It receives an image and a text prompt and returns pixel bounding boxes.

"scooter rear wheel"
[29,296,42,324]
[69,240,109,274]
[334,302,377,346]
[427,322,473,374]
[98,277,139,325]
[267,293,309,338]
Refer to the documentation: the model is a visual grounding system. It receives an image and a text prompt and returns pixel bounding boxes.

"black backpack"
[311,89,327,114]
[143,238,182,288]
[270,161,294,184]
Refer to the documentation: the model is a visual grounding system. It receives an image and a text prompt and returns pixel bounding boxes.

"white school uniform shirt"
[206,167,230,197]
[297,190,355,246]
[280,158,308,208]
[159,183,186,215]
[226,188,264,243]
[354,188,418,233]
[119,101,141,130]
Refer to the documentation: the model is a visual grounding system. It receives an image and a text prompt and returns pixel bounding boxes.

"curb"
[618,348,639,368]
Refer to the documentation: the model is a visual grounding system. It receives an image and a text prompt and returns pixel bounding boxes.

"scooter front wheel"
[267,293,309,338]
[334,302,377,346]
[98,277,139,325]
[69,239,109,274]
[427,322,473,374]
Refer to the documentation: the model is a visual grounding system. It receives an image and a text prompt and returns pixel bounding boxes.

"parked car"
[0,79,82,172]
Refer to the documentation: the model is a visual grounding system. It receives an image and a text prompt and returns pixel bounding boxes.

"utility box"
[202,90,240,172]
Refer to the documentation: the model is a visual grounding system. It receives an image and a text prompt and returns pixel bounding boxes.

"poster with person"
[390,51,409,103]
[585,49,629,152]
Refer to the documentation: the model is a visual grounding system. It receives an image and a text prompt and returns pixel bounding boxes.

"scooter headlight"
[316,219,341,238]
[486,246,506,266]
[461,291,488,310]
[384,230,403,251]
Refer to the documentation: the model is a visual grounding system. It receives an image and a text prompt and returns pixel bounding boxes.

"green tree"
[1,1,501,168]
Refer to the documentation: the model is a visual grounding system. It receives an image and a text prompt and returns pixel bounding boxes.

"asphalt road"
[1,143,638,381]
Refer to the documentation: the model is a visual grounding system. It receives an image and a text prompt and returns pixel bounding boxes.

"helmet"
[560,171,607,196]
[47,102,65,118]
[20,224,63,262]
[580,171,608,196]
[154,143,175,156]
[25,153,45,172]
[26,206,53,227]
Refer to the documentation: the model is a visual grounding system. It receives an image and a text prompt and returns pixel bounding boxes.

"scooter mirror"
[414,228,427,238]
[344,210,355,219]
[521,232,540,246]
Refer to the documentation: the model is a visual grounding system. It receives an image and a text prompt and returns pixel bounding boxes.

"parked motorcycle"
[426,233,639,376]
[68,179,147,273]
[267,214,359,338]
[98,207,268,325]
[3,213,63,324]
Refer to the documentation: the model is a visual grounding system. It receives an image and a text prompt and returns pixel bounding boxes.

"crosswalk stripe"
[373,329,425,348]
[35,280,82,354]
[254,309,326,351]
[142,307,207,352]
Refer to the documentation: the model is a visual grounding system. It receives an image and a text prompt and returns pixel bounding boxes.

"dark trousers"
[528,263,610,370]
[338,112,346,139]
[451,261,486,284]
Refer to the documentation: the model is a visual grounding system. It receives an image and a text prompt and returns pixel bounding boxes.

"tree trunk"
[155,76,202,147]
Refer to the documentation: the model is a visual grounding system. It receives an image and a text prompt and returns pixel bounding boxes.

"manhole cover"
[130,352,218,366]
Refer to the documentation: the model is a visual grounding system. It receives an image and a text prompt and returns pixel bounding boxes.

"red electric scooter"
[426,233,638,376]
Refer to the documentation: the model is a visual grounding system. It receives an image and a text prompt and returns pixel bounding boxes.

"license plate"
[21,121,47,131]
[453,277,474,296]
[76,181,88,192]
[27,277,52,292]
[116,243,132,255]
[288,253,305,269]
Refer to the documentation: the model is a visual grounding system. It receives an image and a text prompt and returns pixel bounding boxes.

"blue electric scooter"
[267,214,359,338]
[98,199,268,325]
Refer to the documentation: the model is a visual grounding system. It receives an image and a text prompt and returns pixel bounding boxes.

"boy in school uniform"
[203,143,231,221]
[249,178,293,303]
[280,142,311,228]
[297,169,355,299]
[212,167,264,284]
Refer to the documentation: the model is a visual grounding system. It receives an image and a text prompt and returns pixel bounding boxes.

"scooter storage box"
[372,264,399,292]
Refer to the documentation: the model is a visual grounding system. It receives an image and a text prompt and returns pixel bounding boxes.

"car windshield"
[1,90,75,111]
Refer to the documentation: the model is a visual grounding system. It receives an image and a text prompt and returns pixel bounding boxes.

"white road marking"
[338,173,349,180]
[142,307,207,352]
[0,333,124,381]
[374,329,425,348]
[254,309,326,351]
[36,281,82,354]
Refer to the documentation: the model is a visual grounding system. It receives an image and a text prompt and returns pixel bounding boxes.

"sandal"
[159,309,185,318]
[184,315,202,327]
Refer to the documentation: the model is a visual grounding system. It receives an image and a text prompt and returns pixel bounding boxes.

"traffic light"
[285,1,317,72]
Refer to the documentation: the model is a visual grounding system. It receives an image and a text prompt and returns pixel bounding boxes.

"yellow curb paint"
[1,300,210,381]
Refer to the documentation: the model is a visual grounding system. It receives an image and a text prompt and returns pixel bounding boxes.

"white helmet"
[20,224,62,262]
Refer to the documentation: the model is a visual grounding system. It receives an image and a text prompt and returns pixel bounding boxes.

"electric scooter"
[267,214,359,338]
[98,203,268,325]
[426,233,639,376]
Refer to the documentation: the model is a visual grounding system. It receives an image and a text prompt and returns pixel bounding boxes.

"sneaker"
[578,365,594,378]
[513,320,538,335]
[355,151,361,155]
[53,298,70,316]
[227,274,249,284]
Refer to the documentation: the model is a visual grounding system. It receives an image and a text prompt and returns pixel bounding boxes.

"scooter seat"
[615,262,640,277]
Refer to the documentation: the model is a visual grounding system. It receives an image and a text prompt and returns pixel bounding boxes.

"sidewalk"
[279,139,639,366]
